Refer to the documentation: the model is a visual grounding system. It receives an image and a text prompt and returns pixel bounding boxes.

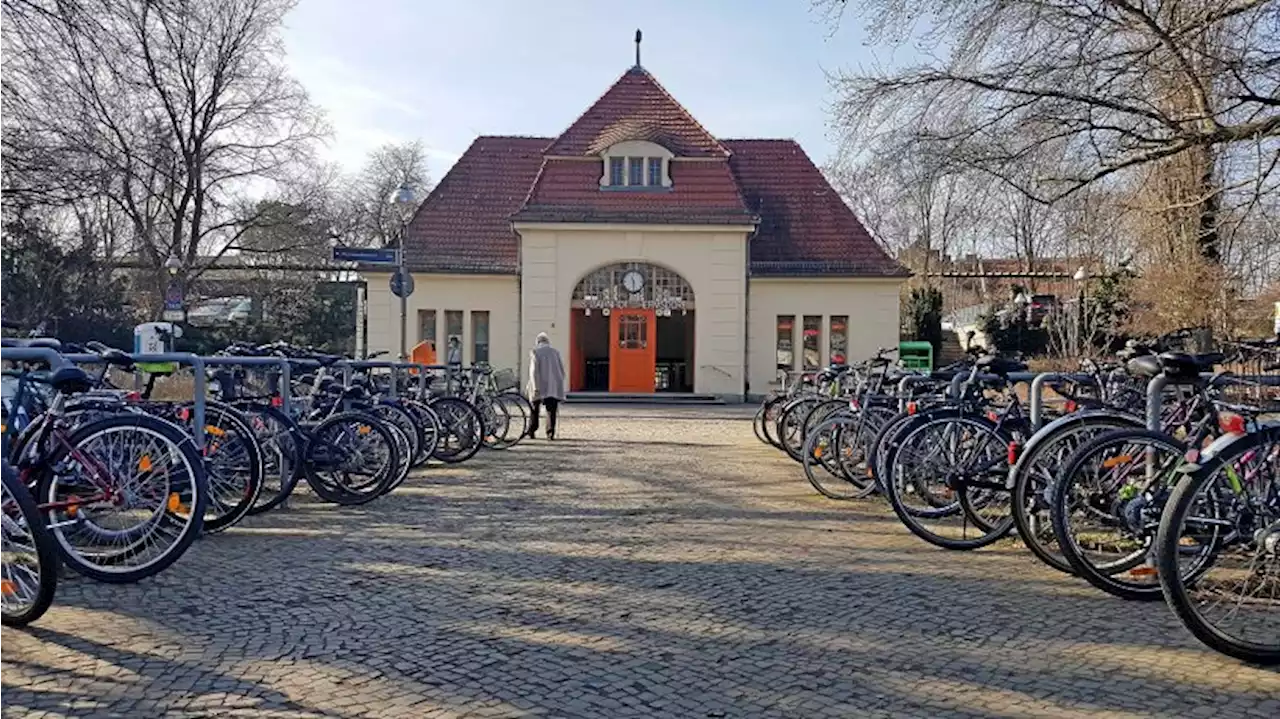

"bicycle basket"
[493,368,519,392]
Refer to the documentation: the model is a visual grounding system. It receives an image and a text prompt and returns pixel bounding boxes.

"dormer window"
[599,140,673,190]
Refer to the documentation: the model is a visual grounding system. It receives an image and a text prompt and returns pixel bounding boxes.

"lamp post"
[162,253,184,322]
[389,184,417,360]
[1014,291,1030,356]
[1073,266,1089,357]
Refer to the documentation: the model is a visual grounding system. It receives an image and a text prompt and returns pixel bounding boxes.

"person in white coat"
[527,332,567,439]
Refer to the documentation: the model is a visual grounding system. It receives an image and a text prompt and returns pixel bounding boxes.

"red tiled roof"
[543,67,728,158]
[514,158,754,225]
[726,139,908,277]
[401,71,908,278]
[402,136,549,273]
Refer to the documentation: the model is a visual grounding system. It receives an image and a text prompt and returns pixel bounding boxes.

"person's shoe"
[547,431,555,440]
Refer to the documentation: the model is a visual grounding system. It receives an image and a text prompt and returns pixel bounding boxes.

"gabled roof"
[543,66,729,158]
[401,136,549,274]
[725,139,908,277]
[399,67,908,279]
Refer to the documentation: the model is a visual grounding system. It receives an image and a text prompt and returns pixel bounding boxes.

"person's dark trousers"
[529,398,560,438]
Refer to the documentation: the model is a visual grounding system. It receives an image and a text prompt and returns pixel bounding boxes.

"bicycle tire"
[429,397,483,464]
[302,411,400,505]
[36,413,208,583]
[1157,427,1280,665]
[2,463,57,626]
[1050,428,1197,601]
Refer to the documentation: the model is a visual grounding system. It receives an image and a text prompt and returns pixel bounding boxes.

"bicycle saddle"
[976,355,1028,376]
[1125,355,1162,379]
[48,365,93,394]
[1159,352,1222,381]
[86,342,135,369]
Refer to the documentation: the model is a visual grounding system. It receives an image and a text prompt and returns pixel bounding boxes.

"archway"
[569,262,696,393]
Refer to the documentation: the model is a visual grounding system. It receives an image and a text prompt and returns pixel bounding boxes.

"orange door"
[609,309,656,393]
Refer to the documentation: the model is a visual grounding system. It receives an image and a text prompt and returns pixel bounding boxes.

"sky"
[280,0,920,181]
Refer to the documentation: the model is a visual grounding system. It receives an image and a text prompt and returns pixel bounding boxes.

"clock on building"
[622,270,645,293]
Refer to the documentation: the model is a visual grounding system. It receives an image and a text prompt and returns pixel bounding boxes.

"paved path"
[4,406,1279,718]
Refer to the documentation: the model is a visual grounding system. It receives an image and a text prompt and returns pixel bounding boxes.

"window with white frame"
[599,140,672,189]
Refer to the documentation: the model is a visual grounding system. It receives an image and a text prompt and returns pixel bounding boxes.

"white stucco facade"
[360,251,906,400]
[364,273,520,372]
[516,223,749,397]
[746,277,903,394]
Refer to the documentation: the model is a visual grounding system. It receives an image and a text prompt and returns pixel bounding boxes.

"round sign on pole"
[390,267,415,298]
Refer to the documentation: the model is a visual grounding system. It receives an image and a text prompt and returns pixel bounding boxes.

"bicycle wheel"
[302,411,399,505]
[761,395,789,450]
[180,402,262,533]
[495,393,531,447]
[803,414,876,500]
[779,397,821,463]
[401,399,442,467]
[375,401,424,467]
[476,397,514,449]
[36,414,208,583]
[868,409,920,494]
[1051,428,1202,601]
[1010,414,1141,574]
[2,463,57,626]
[1157,427,1280,664]
[368,404,414,491]
[235,403,303,515]
[885,414,1015,550]
[430,397,483,464]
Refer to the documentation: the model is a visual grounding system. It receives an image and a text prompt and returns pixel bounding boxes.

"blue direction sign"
[332,246,399,264]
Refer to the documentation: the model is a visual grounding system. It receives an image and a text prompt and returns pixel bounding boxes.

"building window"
[829,316,848,365]
[776,315,794,377]
[471,311,490,364]
[418,309,437,346]
[445,310,463,363]
[618,313,647,349]
[803,315,822,370]
[608,157,625,187]
[628,156,644,186]
[648,157,663,186]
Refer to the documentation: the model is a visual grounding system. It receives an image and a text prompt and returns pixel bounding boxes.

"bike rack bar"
[62,352,207,449]
[895,375,930,411]
[335,360,404,398]
[201,357,292,414]
[1,347,67,369]
[1028,373,1098,429]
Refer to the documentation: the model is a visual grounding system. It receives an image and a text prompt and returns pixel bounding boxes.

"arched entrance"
[570,262,695,393]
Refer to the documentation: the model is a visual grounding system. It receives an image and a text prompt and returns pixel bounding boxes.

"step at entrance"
[566,392,725,405]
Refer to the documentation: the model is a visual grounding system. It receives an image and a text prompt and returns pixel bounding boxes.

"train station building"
[360,61,907,400]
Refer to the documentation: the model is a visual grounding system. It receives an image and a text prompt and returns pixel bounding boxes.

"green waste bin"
[899,341,933,370]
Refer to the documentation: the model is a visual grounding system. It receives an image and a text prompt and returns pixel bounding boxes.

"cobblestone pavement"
[4,405,1280,718]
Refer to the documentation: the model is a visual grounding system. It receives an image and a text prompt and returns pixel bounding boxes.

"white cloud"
[285,51,454,171]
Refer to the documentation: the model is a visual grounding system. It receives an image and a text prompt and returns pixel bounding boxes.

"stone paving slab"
[3,405,1279,718]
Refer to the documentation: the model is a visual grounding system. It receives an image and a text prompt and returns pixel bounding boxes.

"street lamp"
[163,253,182,276]
[1014,291,1031,355]
[1073,267,1089,356]
[388,183,416,360]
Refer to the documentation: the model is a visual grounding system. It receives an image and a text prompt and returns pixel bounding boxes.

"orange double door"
[608,308,655,393]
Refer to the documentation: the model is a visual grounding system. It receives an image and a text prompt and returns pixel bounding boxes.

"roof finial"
[634,29,642,68]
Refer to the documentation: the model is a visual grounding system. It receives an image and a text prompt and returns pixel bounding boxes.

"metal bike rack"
[1028,373,1098,429]
[1,347,67,369]
[895,375,932,411]
[61,352,208,449]
[335,360,405,398]
[201,356,293,414]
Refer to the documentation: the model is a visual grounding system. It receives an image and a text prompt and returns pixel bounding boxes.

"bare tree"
[3,0,326,307]
[339,140,432,248]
